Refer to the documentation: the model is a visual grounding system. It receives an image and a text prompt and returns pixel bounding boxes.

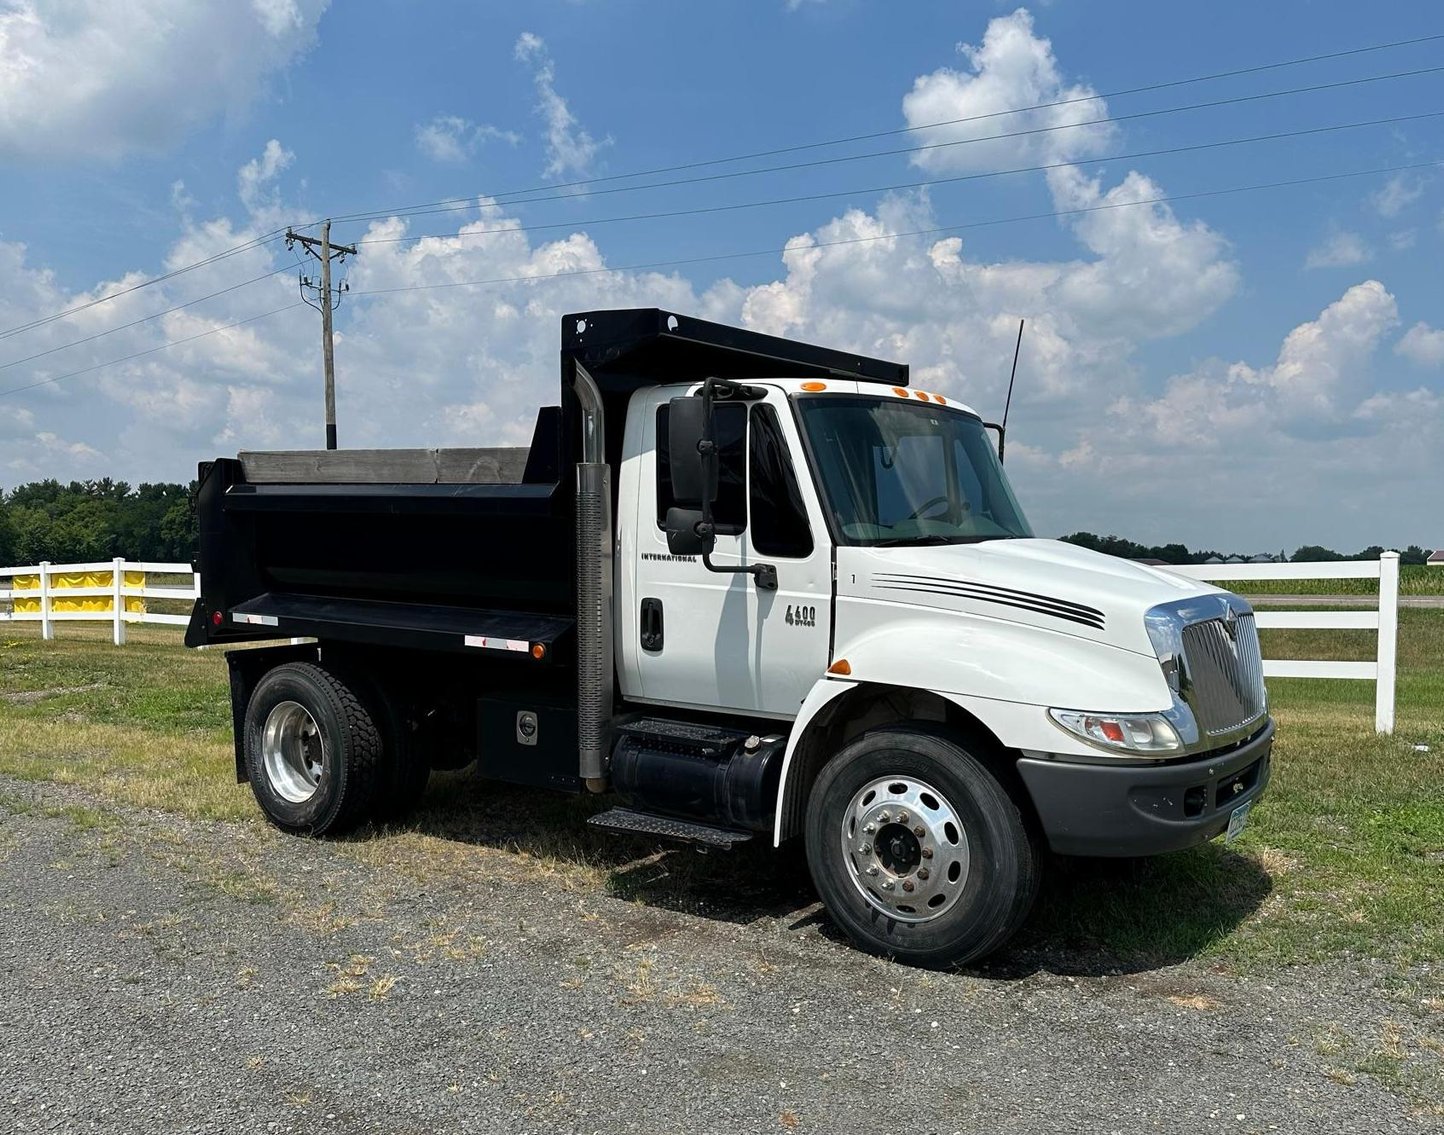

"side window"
[749,405,814,558]
[655,402,747,532]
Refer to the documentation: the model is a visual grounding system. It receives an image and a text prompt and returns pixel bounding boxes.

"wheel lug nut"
[877,811,890,823]
[863,823,875,834]
[880,880,894,891]
[901,880,915,893]
[897,811,909,824]
[917,868,930,881]
[920,847,933,859]
[912,825,925,838]
[866,865,879,876]
[858,844,871,855]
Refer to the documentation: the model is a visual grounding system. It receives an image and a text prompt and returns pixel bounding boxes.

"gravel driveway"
[1,774,1438,1134]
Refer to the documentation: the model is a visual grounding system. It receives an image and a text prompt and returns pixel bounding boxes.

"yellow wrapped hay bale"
[11,570,146,614]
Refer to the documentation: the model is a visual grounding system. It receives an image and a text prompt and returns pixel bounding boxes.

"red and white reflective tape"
[463,635,529,652]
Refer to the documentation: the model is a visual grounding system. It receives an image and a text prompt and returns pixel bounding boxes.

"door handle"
[640,598,664,652]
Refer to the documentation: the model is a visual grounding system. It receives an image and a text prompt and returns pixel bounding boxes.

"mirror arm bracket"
[700,551,777,591]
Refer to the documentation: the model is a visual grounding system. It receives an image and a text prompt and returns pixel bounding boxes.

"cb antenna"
[989,318,1025,464]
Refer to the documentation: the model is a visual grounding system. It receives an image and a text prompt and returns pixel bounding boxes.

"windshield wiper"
[871,535,959,547]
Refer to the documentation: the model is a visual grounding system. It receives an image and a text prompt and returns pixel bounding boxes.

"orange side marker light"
[827,659,852,676]
[801,381,827,391]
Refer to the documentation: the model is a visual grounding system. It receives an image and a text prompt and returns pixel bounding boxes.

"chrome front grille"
[1182,613,1267,738]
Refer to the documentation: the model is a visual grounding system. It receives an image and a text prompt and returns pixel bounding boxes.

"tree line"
[0,480,1431,568]
[1060,532,1433,566]
[0,480,197,566]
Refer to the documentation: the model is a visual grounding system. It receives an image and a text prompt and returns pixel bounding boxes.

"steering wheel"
[905,494,951,521]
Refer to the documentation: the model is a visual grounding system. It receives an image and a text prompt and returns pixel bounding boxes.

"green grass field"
[1,613,1441,978]
[1229,563,1444,597]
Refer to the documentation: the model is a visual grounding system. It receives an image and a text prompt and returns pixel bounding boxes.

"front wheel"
[804,727,1039,968]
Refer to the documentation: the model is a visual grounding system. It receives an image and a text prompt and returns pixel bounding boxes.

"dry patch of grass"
[1165,993,1222,1012]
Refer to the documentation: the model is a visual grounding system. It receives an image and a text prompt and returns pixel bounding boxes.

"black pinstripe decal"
[872,575,1106,630]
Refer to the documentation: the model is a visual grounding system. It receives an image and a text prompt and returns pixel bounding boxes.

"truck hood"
[836,538,1226,657]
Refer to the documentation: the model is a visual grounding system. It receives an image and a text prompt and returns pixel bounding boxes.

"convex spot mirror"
[666,395,717,506]
[665,506,712,557]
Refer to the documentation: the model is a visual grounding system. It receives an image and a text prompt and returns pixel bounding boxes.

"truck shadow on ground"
[401,773,1272,979]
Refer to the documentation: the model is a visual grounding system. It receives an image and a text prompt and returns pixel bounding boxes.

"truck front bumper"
[1015,718,1273,857]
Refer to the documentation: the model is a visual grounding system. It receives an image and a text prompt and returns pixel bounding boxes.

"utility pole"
[286,221,356,449]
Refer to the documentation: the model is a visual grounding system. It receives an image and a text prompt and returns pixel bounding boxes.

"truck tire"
[242,662,382,836]
[804,727,1039,968]
[373,709,430,822]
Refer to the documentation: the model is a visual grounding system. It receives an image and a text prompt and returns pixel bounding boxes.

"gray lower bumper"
[1015,718,1274,857]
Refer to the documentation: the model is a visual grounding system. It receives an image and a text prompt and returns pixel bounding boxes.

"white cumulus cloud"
[0,0,329,160]
[1396,321,1444,367]
[902,8,1114,174]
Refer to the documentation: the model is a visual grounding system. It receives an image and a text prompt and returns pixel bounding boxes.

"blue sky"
[1,0,1441,552]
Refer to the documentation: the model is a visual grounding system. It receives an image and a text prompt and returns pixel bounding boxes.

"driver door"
[621,387,832,719]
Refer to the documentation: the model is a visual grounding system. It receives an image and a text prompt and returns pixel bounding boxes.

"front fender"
[771,619,1171,845]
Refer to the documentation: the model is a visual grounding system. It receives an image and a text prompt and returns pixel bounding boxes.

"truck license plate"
[1225,801,1252,844]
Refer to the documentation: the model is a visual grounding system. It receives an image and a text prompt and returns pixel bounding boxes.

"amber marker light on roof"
[892,387,909,398]
[827,659,852,675]
[933,393,947,405]
[800,381,827,391]
[914,390,930,401]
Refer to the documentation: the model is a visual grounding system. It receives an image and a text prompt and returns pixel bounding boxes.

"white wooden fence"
[0,559,199,645]
[0,553,1406,732]
[1173,552,1399,734]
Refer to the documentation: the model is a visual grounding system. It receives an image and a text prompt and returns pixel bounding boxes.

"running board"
[587,807,753,849]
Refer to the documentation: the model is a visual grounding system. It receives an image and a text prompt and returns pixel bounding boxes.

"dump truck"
[187,308,1272,967]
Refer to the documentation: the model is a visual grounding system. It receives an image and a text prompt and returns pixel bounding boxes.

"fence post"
[39,561,53,640]
[1376,551,1399,734]
[112,557,127,646]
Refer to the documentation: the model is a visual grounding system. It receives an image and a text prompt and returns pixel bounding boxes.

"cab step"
[613,715,752,758]
[587,806,753,849]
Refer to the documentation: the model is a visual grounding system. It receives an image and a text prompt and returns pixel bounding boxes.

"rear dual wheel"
[804,727,1040,968]
[242,662,428,835]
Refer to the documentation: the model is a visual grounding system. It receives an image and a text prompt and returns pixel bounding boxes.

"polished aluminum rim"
[261,700,325,804]
[840,775,969,924]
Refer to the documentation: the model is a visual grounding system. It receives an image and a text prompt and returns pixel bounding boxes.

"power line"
[3,158,1433,400]
[0,229,293,343]
[16,110,1425,374]
[7,36,1439,341]
[0,267,296,373]
[325,48,1444,226]
[341,160,1439,299]
[14,109,1425,376]
[351,111,1442,251]
[0,303,306,398]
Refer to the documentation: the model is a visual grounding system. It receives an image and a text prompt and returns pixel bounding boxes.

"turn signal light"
[801,381,827,391]
[827,659,852,676]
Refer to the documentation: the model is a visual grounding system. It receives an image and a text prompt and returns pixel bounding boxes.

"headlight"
[1048,708,1184,755]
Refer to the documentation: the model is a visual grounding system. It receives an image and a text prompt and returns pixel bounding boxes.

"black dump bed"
[185,307,905,660]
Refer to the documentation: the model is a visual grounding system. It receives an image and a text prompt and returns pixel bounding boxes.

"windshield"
[794,395,1033,546]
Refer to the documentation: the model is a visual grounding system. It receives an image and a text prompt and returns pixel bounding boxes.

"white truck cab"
[193,309,1271,968]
